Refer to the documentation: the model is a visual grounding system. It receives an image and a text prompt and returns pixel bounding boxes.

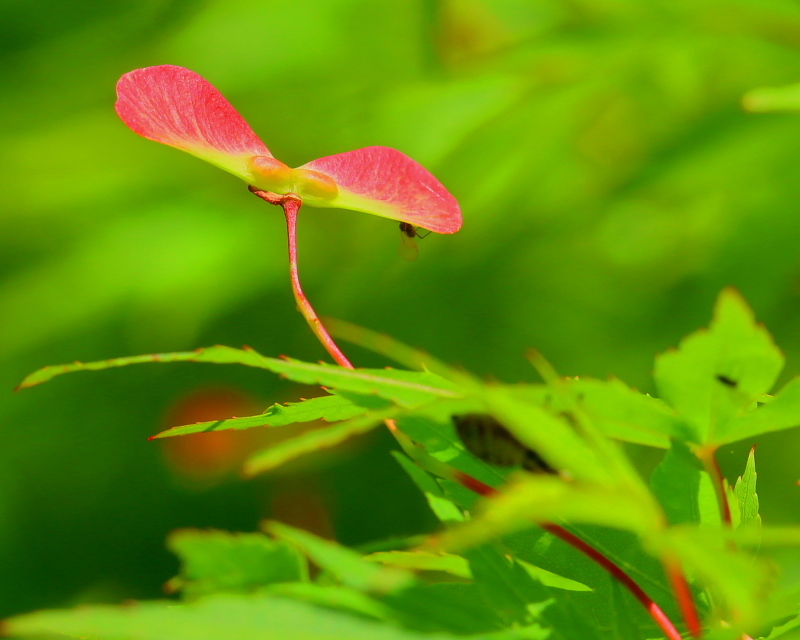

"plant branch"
[250,187,353,368]
[251,186,687,640]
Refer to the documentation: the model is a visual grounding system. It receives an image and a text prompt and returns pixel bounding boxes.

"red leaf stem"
[665,558,704,638]
[453,471,686,640]
[696,445,733,526]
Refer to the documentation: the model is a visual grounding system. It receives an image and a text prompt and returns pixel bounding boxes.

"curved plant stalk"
[252,190,691,640]
[664,558,704,638]
[250,188,353,368]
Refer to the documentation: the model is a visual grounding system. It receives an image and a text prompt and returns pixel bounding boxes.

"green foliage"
[10,289,800,639]
[735,447,761,531]
[166,529,307,598]
[653,288,784,446]
[5,594,485,640]
[152,392,369,439]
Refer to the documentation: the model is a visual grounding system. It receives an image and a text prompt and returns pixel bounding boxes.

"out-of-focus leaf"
[504,525,685,632]
[5,593,481,640]
[744,82,800,112]
[725,378,800,443]
[19,345,462,406]
[764,612,800,639]
[653,525,776,629]
[465,545,545,627]
[653,289,784,445]
[515,560,591,593]
[264,583,395,621]
[381,581,511,635]
[264,521,412,594]
[390,452,466,523]
[466,544,602,639]
[651,440,703,525]
[395,411,506,489]
[326,317,466,381]
[152,393,368,439]
[569,378,689,448]
[434,474,662,554]
[608,578,650,640]
[166,529,306,599]
[482,386,613,484]
[364,551,471,578]
[243,406,399,476]
[735,447,761,531]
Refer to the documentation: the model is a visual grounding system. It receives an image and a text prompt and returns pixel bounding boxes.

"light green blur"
[4,0,800,619]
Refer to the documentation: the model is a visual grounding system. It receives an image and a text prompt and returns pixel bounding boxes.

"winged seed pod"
[115,65,461,234]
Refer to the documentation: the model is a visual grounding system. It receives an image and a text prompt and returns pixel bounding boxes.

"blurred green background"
[5,0,800,619]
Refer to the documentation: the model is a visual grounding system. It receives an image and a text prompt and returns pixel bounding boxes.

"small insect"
[398,222,431,261]
[716,374,738,388]
[452,413,557,475]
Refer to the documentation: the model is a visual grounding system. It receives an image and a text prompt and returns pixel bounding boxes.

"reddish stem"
[665,559,704,638]
[251,187,353,368]
[697,445,732,526]
[453,471,686,640]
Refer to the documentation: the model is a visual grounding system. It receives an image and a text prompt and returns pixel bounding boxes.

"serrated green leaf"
[242,406,398,476]
[725,377,800,443]
[19,344,463,407]
[653,289,784,445]
[396,408,666,615]
[17,345,261,389]
[152,393,369,439]
[735,447,761,531]
[166,529,306,599]
[570,378,688,448]
[264,521,412,594]
[5,593,481,640]
[651,440,703,525]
